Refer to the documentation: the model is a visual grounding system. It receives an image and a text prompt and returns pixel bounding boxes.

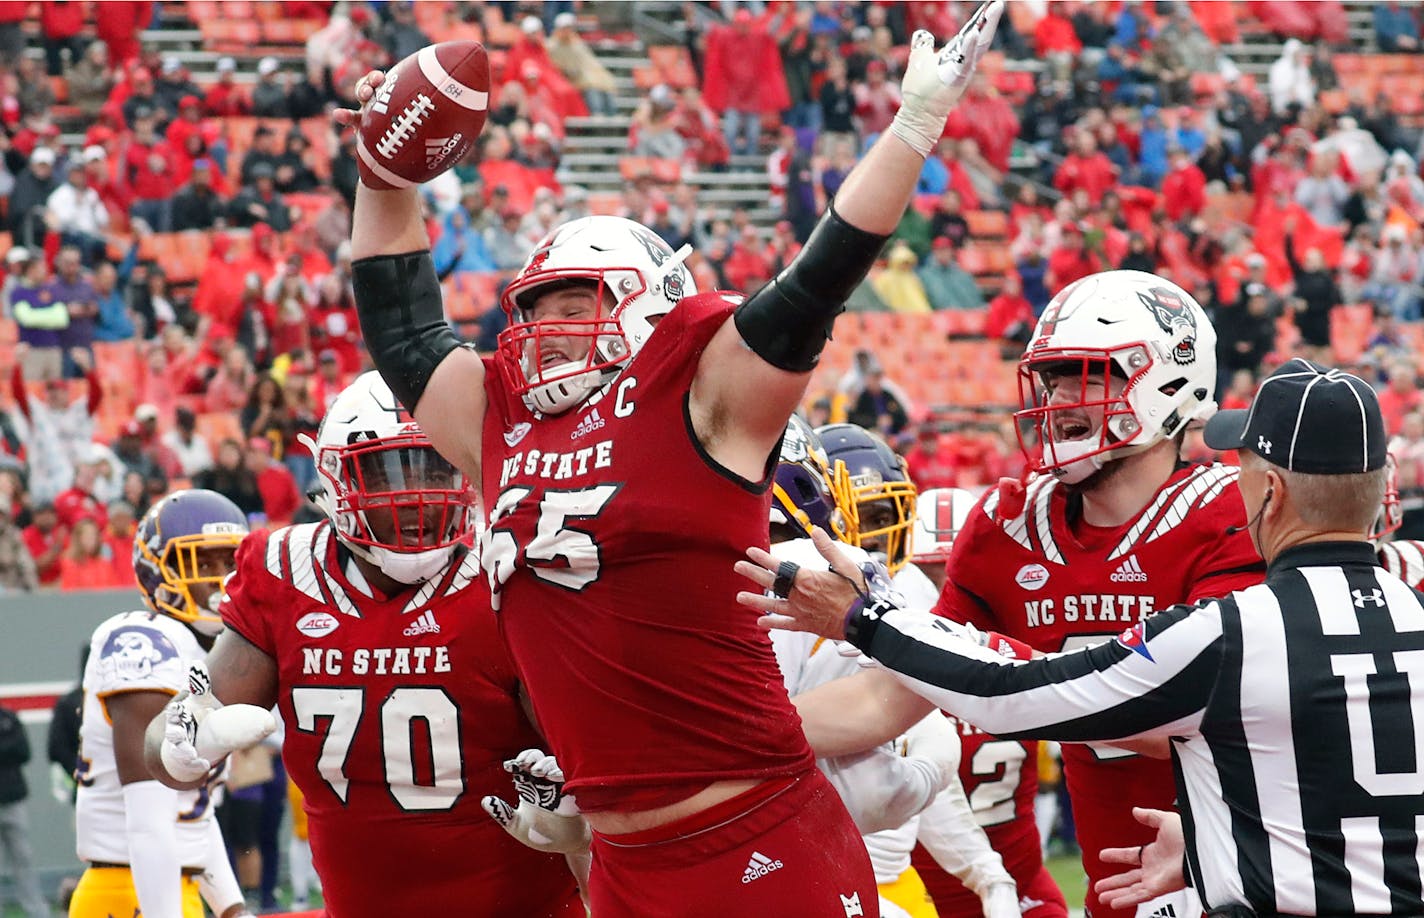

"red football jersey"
[912,718,1047,916]
[221,522,577,918]
[1379,539,1424,589]
[932,464,1264,918]
[480,292,814,812]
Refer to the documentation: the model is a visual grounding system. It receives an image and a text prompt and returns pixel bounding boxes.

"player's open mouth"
[539,350,570,369]
[1054,418,1093,441]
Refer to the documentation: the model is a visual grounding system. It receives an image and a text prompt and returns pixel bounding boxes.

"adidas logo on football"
[1110,555,1149,583]
[741,851,783,884]
[570,407,606,440]
[402,610,441,637]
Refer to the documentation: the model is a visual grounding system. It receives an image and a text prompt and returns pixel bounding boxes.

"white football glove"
[160,661,276,783]
[981,881,1022,918]
[890,0,1005,158]
[481,749,591,855]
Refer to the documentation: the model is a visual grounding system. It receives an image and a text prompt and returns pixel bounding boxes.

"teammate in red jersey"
[907,487,1068,918]
[339,8,1003,915]
[786,270,1265,918]
[144,373,581,918]
[1372,454,1424,587]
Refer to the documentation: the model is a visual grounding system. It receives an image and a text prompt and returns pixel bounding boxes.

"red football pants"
[587,770,879,918]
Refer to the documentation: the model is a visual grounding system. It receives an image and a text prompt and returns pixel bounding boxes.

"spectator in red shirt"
[1034,0,1083,59]
[54,454,108,532]
[942,74,1021,173]
[310,350,349,413]
[21,502,65,586]
[120,108,177,231]
[853,59,901,139]
[1379,362,1424,437]
[984,272,1035,344]
[1047,222,1102,292]
[702,9,789,156]
[904,428,959,492]
[103,500,137,585]
[202,56,251,117]
[95,1,153,68]
[1054,131,1119,206]
[41,0,85,76]
[59,517,129,590]
[245,437,300,526]
[1162,147,1208,221]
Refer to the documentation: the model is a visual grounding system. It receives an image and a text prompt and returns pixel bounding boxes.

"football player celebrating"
[785,271,1265,918]
[71,490,255,918]
[145,373,582,918]
[340,5,1004,914]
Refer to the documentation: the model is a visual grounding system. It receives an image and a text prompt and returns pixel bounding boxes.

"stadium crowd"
[0,1,1419,562]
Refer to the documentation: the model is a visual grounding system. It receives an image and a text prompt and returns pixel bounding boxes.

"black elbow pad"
[733,203,889,373]
[352,251,464,411]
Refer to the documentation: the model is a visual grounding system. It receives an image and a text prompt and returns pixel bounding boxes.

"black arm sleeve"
[352,250,464,412]
[733,202,890,373]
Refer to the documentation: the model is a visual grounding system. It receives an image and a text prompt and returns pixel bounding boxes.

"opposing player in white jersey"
[771,419,1020,918]
[70,489,258,918]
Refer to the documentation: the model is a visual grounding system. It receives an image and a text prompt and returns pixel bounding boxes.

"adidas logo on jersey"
[1149,905,1177,918]
[402,610,441,637]
[570,408,606,440]
[1110,555,1149,583]
[741,851,783,884]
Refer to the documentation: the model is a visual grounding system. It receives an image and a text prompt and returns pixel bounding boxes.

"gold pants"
[879,866,940,918]
[68,865,204,918]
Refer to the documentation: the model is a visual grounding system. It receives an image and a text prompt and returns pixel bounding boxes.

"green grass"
[1046,850,1090,913]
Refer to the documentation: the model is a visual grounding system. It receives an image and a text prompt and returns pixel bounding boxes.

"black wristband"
[733,202,890,373]
[352,250,464,411]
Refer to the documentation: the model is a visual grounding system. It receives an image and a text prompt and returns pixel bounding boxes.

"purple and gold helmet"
[133,489,249,634]
[771,415,846,540]
[818,423,917,574]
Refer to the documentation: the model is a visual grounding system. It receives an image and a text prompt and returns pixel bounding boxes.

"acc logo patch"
[1014,563,1050,591]
[296,611,341,638]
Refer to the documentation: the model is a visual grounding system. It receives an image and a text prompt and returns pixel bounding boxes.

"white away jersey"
[768,538,942,884]
[76,610,215,866]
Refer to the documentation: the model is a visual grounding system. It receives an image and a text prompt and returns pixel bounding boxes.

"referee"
[738,359,1424,917]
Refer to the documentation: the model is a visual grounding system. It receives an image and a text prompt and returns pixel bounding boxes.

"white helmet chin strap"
[347,540,457,585]
[1050,435,1160,484]
[523,363,607,415]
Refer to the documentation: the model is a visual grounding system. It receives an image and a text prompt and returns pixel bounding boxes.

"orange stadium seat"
[196,412,244,450]
[965,210,1009,239]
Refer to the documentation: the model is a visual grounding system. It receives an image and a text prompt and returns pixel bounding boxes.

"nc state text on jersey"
[499,439,613,487]
[302,645,452,677]
[1025,593,1157,628]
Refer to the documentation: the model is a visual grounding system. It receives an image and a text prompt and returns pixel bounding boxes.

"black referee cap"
[1203,359,1386,474]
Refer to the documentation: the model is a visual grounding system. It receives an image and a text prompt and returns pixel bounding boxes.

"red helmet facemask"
[1015,352,1149,482]
[1373,453,1403,546]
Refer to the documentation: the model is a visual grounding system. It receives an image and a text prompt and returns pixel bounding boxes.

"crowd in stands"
[3,0,1424,587]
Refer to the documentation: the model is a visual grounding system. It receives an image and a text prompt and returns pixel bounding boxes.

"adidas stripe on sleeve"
[846,601,1226,743]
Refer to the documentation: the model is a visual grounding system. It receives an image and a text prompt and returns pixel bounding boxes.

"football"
[356,40,490,190]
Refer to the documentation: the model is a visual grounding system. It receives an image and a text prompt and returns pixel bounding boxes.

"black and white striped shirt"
[846,541,1424,916]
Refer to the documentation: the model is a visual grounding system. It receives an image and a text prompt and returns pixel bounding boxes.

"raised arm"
[339,72,488,480]
[690,2,1003,480]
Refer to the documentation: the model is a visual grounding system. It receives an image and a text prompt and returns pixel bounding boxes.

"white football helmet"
[1016,270,1218,484]
[910,487,976,565]
[496,215,697,415]
[1372,452,1403,547]
[298,372,476,584]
